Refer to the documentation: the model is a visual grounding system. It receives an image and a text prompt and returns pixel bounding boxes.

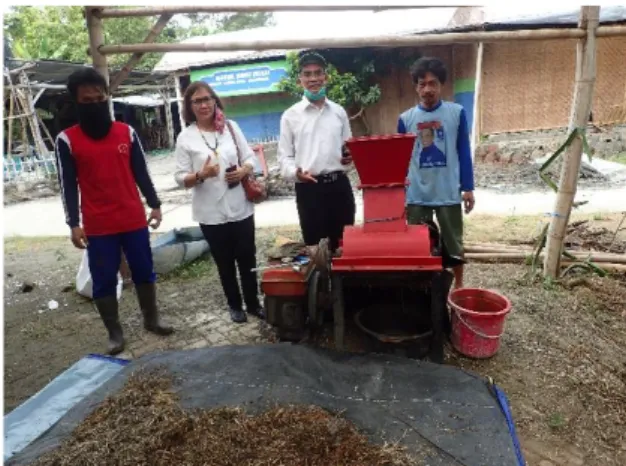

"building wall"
[222,92,297,142]
[361,45,455,136]
[452,43,479,137]
[480,36,626,134]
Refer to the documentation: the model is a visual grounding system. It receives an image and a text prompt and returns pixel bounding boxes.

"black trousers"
[295,173,356,251]
[200,215,260,311]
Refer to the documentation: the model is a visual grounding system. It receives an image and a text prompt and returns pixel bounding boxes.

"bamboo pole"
[12,83,170,92]
[470,41,483,158]
[543,6,600,278]
[467,255,626,273]
[85,6,113,118]
[109,13,174,93]
[161,90,175,149]
[466,251,626,264]
[6,72,15,154]
[98,25,626,55]
[18,72,48,156]
[97,5,452,18]
[174,75,185,130]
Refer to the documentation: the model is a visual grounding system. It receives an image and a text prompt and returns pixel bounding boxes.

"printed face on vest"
[421,128,435,147]
[298,64,327,96]
[415,72,442,109]
[190,88,217,124]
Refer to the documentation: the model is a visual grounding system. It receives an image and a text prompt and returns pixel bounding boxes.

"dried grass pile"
[33,371,416,466]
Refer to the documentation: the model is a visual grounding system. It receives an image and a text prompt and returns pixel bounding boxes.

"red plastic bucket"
[448,288,511,359]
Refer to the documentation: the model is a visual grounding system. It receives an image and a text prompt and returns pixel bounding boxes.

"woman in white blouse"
[174,81,264,324]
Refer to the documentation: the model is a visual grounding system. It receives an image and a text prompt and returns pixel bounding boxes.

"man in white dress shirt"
[278,52,356,253]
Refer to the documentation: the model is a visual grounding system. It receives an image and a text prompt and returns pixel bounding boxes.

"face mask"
[304,87,326,102]
[77,101,112,140]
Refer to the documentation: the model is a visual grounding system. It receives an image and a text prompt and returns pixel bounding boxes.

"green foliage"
[277,51,381,122]
[3,6,274,70]
[278,52,381,112]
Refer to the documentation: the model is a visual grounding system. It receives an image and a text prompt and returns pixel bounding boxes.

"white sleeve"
[277,113,297,181]
[174,132,193,188]
[341,107,352,142]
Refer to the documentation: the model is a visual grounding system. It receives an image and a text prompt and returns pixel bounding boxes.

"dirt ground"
[4,212,626,466]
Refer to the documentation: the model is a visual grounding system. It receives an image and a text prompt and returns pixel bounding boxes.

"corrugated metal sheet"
[154,8,455,72]
[154,5,626,73]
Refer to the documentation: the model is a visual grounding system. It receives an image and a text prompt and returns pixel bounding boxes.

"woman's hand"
[199,156,220,179]
[225,164,252,184]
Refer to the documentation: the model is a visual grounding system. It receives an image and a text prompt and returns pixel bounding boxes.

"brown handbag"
[226,121,267,204]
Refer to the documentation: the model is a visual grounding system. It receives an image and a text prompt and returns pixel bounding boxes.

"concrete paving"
[4,185,626,238]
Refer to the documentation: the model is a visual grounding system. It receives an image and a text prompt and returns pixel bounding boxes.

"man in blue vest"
[397,57,475,289]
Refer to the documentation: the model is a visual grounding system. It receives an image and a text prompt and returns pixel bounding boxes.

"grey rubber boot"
[135,283,174,336]
[94,296,125,356]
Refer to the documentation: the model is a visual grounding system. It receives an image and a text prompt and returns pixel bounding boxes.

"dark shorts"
[87,227,155,299]
[406,204,464,258]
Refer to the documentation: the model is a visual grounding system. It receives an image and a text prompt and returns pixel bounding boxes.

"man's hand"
[70,226,88,249]
[225,165,252,184]
[341,145,352,166]
[296,168,317,183]
[462,191,475,214]
[199,156,220,180]
[148,208,162,230]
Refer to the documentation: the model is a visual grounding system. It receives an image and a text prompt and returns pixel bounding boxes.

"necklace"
[198,127,219,156]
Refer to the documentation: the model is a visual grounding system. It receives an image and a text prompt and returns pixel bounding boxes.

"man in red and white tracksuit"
[55,68,174,355]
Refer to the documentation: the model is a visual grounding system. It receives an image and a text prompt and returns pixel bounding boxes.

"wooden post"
[470,42,483,157]
[18,72,47,156]
[174,75,186,130]
[109,13,173,93]
[85,6,113,118]
[161,90,174,149]
[6,70,16,154]
[543,6,600,278]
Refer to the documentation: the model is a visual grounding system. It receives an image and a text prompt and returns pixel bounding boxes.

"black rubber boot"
[94,296,125,356]
[135,283,174,336]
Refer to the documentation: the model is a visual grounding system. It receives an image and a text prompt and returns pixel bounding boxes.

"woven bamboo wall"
[481,36,626,134]
[360,45,454,136]
[594,36,626,125]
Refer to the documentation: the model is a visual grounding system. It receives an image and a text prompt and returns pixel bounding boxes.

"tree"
[216,12,275,32]
[3,7,275,70]
[277,51,382,134]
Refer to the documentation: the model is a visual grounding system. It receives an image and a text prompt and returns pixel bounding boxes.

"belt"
[314,171,346,184]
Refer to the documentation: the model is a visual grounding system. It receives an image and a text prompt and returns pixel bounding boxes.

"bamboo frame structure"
[97,25,626,55]
[86,6,113,117]
[174,75,185,130]
[160,88,175,149]
[544,6,600,278]
[109,13,174,93]
[470,42,483,156]
[96,5,454,18]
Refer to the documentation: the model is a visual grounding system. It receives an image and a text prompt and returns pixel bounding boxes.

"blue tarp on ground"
[3,354,128,462]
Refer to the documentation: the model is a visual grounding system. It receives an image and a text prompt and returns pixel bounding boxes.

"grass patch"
[612,151,626,165]
[159,255,214,281]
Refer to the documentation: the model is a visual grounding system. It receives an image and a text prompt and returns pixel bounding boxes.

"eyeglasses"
[191,96,215,106]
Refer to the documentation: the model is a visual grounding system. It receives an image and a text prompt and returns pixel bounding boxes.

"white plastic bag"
[75,251,123,300]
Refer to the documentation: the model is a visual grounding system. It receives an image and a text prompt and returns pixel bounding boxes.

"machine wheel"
[308,269,330,329]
